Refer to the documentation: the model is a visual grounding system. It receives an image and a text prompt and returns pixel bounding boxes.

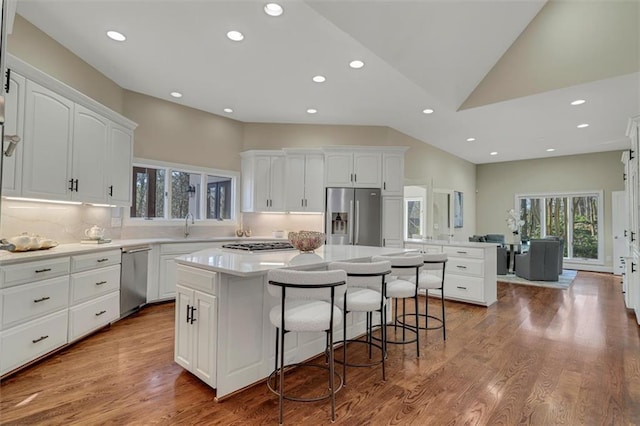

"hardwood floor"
[1,272,639,425]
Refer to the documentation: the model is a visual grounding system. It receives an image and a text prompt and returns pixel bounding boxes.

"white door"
[159,254,179,299]
[324,152,353,187]
[107,124,133,205]
[612,191,628,275]
[382,153,404,195]
[353,152,381,188]
[253,156,271,211]
[285,154,306,211]
[174,285,193,370]
[382,196,404,247]
[269,156,286,211]
[22,80,73,201]
[2,71,25,196]
[72,105,108,203]
[192,290,216,386]
[304,154,324,212]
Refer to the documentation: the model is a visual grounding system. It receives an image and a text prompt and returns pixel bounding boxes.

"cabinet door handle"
[69,179,75,191]
[74,179,79,192]
[4,68,10,93]
[33,296,51,303]
[35,268,52,273]
[625,230,628,237]
[301,199,304,207]
[32,335,49,344]
[95,310,107,317]
[383,182,386,190]
[456,251,468,254]
[190,306,197,324]
[97,258,109,263]
[632,263,637,273]
[186,304,192,323]
[456,286,467,290]
[632,232,636,242]
[456,265,467,269]
[354,173,357,183]
[95,281,107,286]
[108,185,113,196]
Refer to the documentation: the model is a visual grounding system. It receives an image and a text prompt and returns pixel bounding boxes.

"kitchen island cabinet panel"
[69,264,120,304]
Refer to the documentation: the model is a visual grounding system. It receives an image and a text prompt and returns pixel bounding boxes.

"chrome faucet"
[184,212,194,238]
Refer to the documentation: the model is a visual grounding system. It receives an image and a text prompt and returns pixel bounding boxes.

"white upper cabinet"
[284,151,324,212]
[72,104,109,203]
[107,123,133,206]
[382,152,405,195]
[324,150,381,188]
[2,70,26,197]
[382,196,404,247]
[22,80,74,201]
[241,151,285,212]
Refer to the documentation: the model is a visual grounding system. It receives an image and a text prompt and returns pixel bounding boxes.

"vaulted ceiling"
[14,0,640,164]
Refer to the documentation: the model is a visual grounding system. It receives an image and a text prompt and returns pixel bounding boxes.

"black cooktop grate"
[221,242,295,252]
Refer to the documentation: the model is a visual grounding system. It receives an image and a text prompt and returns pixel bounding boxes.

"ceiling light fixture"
[226,30,244,41]
[490,152,498,156]
[312,75,326,83]
[264,3,284,16]
[466,137,476,142]
[422,108,434,114]
[577,123,590,128]
[349,60,364,69]
[546,148,556,152]
[223,108,233,113]
[106,30,126,42]
[170,92,182,98]
[306,108,317,114]
[571,99,586,106]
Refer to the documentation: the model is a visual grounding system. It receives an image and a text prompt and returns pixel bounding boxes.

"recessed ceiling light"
[264,3,284,16]
[466,137,476,142]
[306,108,317,114]
[223,108,233,113]
[577,123,590,128]
[422,108,434,114]
[106,30,126,42]
[571,99,586,106]
[170,92,182,98]
[312,75,326,83]
[349,60,365,69]
[490,152,498,156]
[226,30,244,41]
[546,148,556,152]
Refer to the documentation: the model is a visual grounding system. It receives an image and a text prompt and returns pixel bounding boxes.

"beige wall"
[476,151,624,269]
[123,91,244,171]
[7,15,124,114]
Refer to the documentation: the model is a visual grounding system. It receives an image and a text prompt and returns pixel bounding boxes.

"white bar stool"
[371,254,423,357]
[328,260,391,385]
[266,268,347,425]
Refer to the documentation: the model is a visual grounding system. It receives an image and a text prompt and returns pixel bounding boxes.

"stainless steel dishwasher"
[120,245,151,318]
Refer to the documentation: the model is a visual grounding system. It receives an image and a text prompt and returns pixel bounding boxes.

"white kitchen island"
[173,244,409,400]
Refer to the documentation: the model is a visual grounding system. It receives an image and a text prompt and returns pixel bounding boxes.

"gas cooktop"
[221,242,295,252]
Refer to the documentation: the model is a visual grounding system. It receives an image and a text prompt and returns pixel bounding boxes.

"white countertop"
[405,239,499,248]
[0,236,287,266]
[175,245,412,277]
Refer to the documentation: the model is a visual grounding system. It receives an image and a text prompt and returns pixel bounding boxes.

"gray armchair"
[542,236,564,272]
[496,246,508,275]
[515,239,561,281]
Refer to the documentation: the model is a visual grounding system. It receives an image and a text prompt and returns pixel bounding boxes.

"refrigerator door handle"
[348,199,354,244]
[355,200,360,244]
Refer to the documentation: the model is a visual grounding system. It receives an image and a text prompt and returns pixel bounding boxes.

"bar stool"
[328,260,391,385]
[371,254,423,357]
[401,253,448,340]
[266,268,347,425]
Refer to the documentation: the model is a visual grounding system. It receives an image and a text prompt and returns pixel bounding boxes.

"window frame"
[515,190,604,265]
[404,196,424,239]
[125,158,240,226]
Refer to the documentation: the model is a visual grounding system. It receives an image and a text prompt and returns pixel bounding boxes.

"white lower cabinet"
[175,283,217,387]
[1,310,68,375]
[404,240,497,306]
[382,196,403,247]
[0,248,121,377]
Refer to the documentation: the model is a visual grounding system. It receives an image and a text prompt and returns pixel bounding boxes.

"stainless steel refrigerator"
[325,187,382,246]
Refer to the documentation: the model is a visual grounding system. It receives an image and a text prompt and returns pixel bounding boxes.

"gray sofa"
[515,239,561,281]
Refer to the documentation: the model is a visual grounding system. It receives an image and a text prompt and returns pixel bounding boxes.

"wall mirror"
[404,183,455,241]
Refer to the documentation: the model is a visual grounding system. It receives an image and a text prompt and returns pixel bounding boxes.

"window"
[130,160,238,222]
[517,191,603,263]
[405,197,423,239]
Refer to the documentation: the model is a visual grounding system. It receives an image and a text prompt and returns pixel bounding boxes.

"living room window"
[129,160,238,223]
[517,191,603,264]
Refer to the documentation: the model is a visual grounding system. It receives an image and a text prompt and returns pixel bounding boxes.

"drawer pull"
[32,335,49,344]
[33,296,51,303]
[96,258,109,263]
[95,310,107,317]
[35,268,52,273]
[456,286,467,290]
[95,281,107,286]
[456,265,467,269]
[456,251,468,254]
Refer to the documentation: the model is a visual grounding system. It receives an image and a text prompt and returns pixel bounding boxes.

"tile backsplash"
[0,200,325,243]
